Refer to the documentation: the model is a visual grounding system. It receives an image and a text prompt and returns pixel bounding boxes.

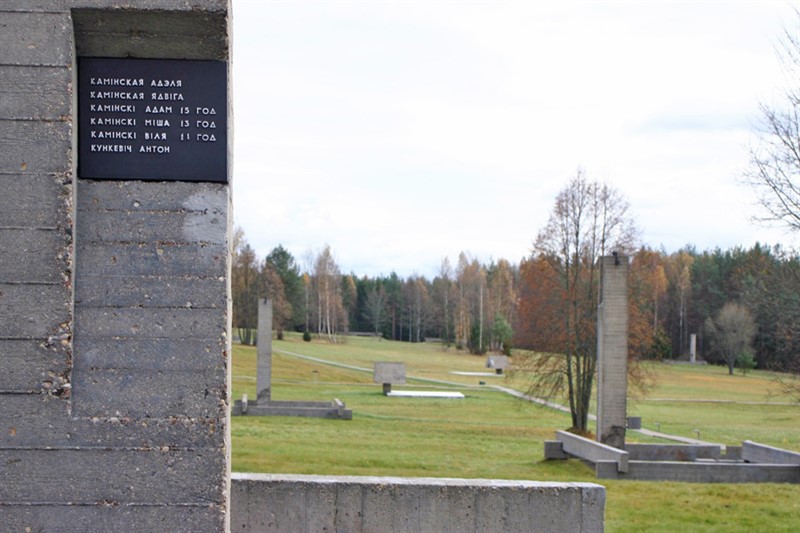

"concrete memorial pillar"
[257,298,273,401]
[596,254,629,450]
[690,333,697,363]
[0,2,232,530]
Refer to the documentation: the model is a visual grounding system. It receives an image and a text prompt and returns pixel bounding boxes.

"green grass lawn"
[232,333,800,532]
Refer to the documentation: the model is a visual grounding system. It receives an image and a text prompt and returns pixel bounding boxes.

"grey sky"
[232,1,797,277]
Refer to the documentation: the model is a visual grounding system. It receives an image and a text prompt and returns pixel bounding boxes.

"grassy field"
[231,334,800,532]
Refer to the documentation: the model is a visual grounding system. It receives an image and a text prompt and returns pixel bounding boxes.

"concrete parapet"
[597,461,800,483]
[742,441,800,465]
[557,430,629,473]
[231,473,606,533]
[624,443,722,461]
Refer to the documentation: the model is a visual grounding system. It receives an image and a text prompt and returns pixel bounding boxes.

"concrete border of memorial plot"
[542,254,800,484]
[232,299,352,420]
[545,432,800,483]
[230,473,606,533]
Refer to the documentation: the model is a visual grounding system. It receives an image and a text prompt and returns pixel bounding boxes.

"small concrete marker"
[374,361,406,395]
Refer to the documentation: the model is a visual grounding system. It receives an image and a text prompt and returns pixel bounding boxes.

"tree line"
[232,232,517,354]
[232,224,799,374]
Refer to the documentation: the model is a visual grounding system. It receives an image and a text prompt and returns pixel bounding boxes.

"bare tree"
[364,284,387,336]
[312,245,345,341]
[746,9,800,233]
[518,170,638,432]
[231,229,260,345]
[432,257,455,345]
[260,261,291,339]
[705,302,757,375]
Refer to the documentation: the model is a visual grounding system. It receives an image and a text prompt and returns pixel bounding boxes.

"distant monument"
[257,298,273,401]
[374,361,406,395]
[232,299,352,419]
[596,253,629,449]
[486,355,510,374]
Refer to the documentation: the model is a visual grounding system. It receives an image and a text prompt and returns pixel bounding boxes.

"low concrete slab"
[231,473,606,533]
[556,430,629,473]
[450,371,499,377]
[387,391,465,399]
[742,441,800,465]
[232,399,352,419]
[597,460,800,483]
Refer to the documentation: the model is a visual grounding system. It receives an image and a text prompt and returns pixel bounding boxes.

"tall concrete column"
[0,2,232,530]
[596,254,629,450]
[257,298,273,401]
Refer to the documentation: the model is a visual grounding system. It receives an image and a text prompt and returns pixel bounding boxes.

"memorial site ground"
[231,334,799,532]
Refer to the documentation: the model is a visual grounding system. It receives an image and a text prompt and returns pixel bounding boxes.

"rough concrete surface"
[374,361,407,384]
[557,430,629,473]
[0,2,232,531]
[231,474,606,533]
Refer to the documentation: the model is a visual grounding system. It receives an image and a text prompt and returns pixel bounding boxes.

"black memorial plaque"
[78,57,227,183]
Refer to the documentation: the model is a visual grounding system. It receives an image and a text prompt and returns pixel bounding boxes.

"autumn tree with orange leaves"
[514,170,638,432]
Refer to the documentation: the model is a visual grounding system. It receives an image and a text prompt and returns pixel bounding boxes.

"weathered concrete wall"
[596,255,629,449]
[552,430,629,473]
[231,474,606,533]
[624,443,722,461]
[596,461,800,483]
[742,440,800,465]
[0,2,232,531]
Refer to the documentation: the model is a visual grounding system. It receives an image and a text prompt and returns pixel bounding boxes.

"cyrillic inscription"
[78,58,227,183]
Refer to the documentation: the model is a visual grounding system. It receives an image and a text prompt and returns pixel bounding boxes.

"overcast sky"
[231,0,798,278]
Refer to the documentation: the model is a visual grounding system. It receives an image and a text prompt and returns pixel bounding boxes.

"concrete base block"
[544,440,568,460]
[231,473,606,533]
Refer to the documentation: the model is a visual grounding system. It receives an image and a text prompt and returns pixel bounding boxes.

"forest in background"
[232,229,800,374]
